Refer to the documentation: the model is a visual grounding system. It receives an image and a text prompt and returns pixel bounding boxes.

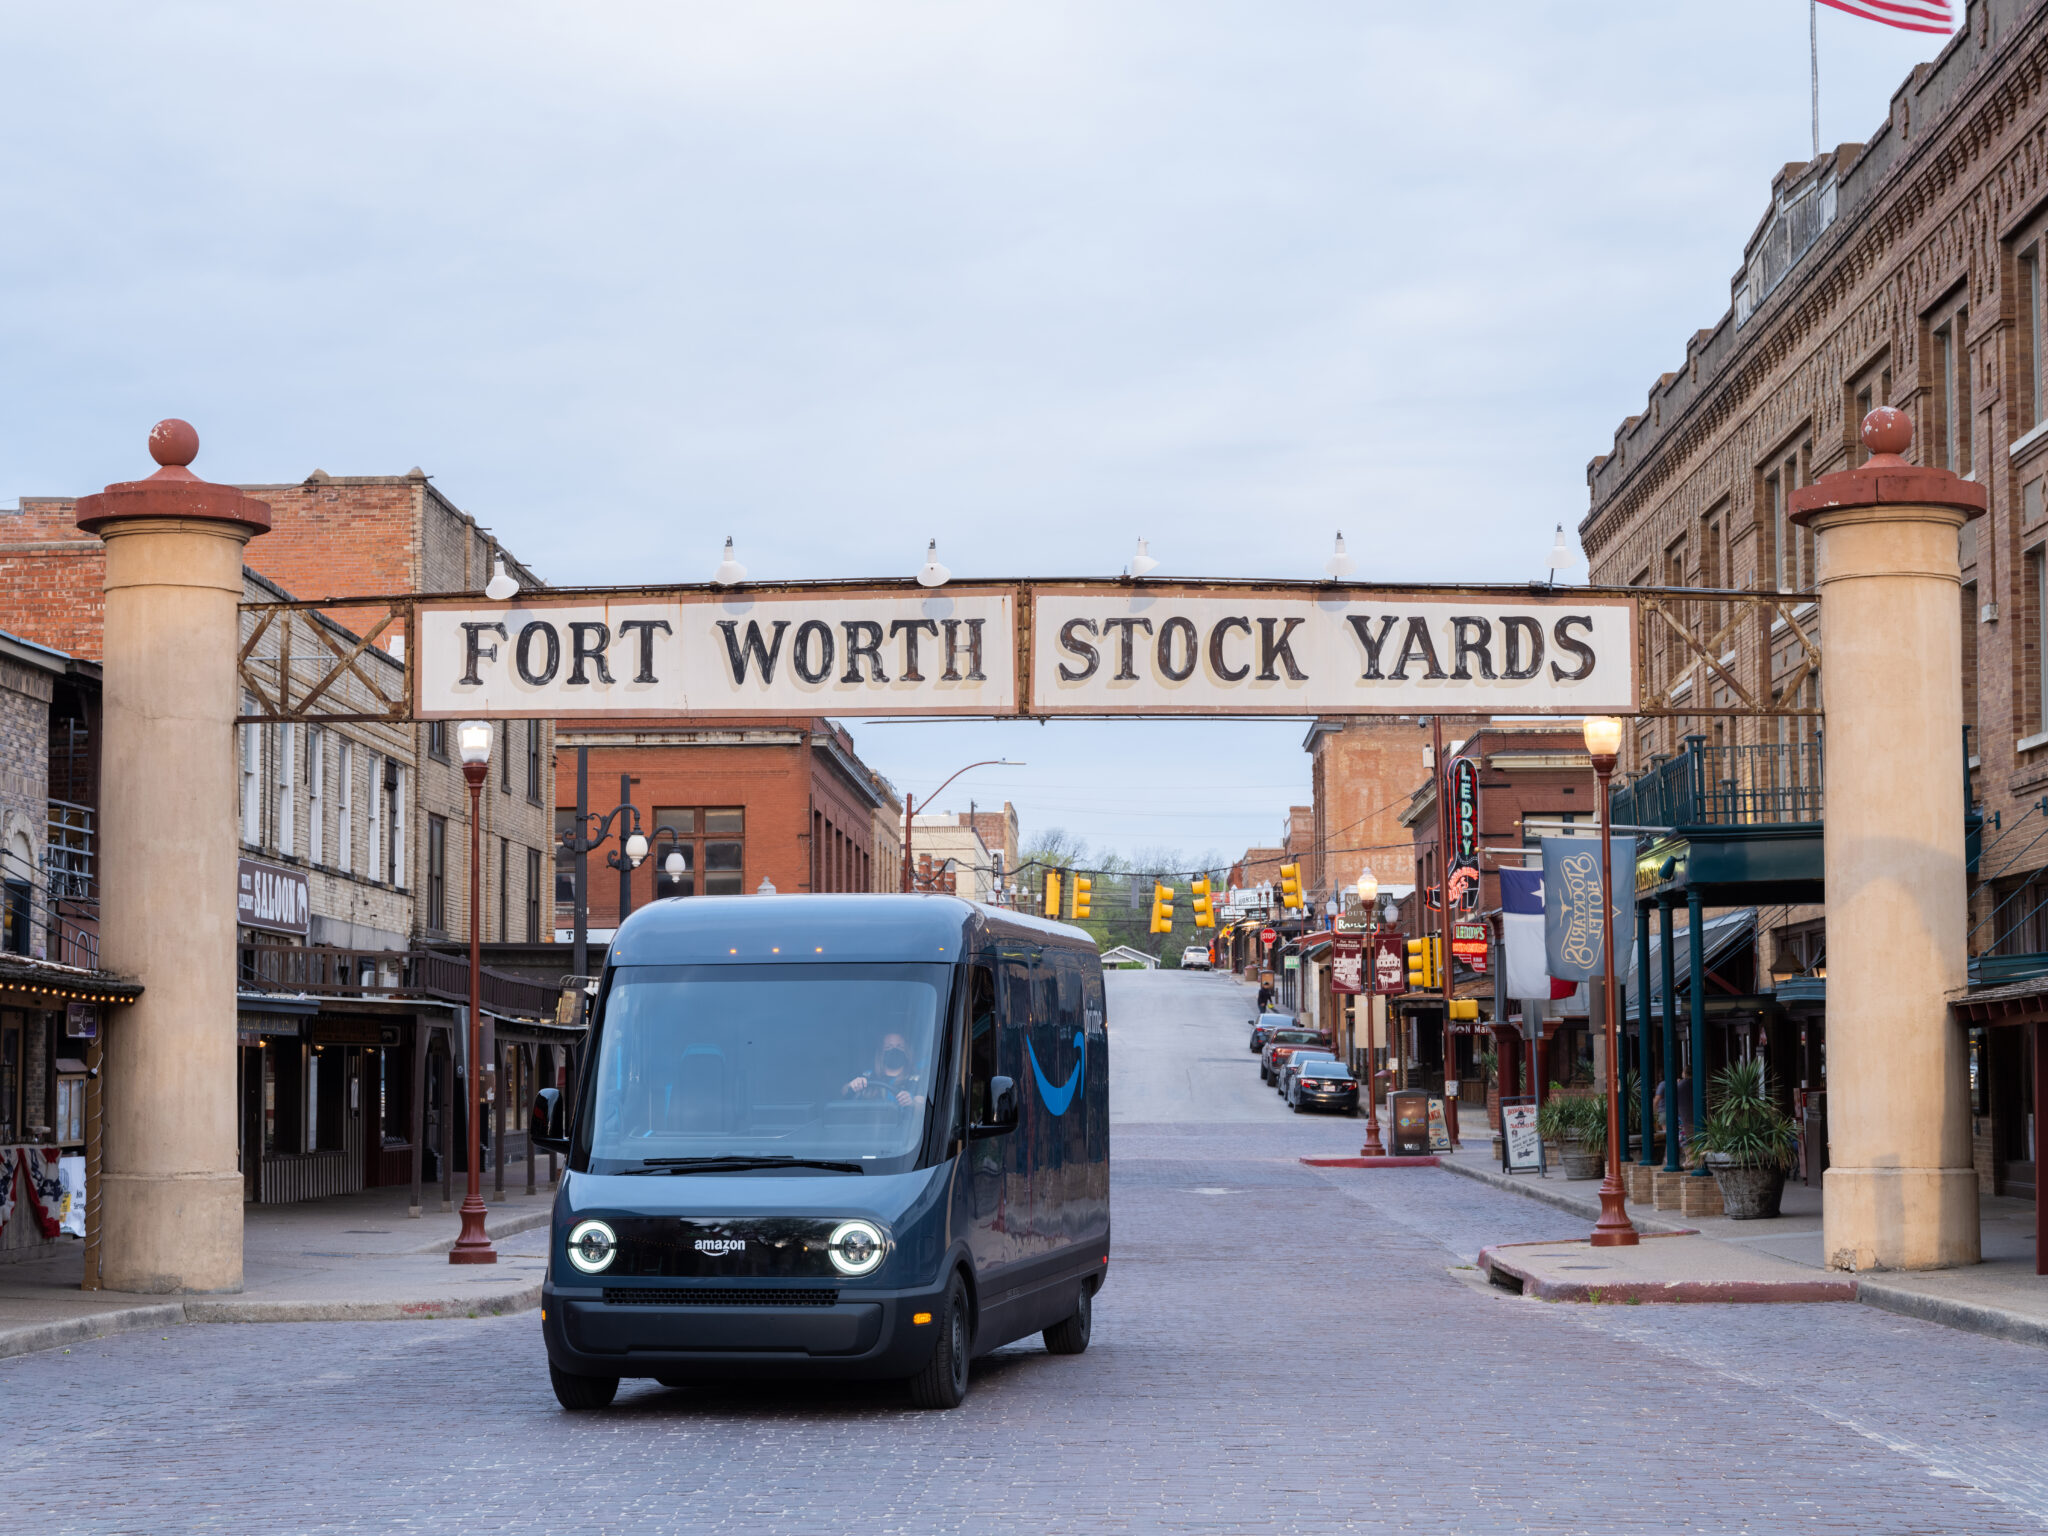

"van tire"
[550,1365,619,1410]
[1043,1284,1092,1356]
[908,1274,971,1410]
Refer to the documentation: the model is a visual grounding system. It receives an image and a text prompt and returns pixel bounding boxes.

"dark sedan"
[1248,1013,1298,1053]
[1290,1061,1361,1115]
[1262,1035,1329,1085]
[1278,1048,1337,1098]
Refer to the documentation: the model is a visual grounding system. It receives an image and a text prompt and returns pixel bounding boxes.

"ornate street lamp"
[1358,870,1385,1157]
[900,760,1021,893]
[451,720,498,1266]
[1583,715,1640,1248]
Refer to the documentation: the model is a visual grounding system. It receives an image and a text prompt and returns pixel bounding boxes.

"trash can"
[1386,1089,1431,1157]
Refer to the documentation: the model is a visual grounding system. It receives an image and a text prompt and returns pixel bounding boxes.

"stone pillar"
[1790,407,1984,1271]
[77,421,271,1293]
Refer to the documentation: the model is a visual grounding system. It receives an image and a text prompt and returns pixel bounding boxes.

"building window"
[368,755,386,881]
[240,700,261,846]
[307,727,325,865]
[2033,548,2048,738]
[706,808,745,895]
[338,741,355,873]
[427,720,448,761]
[554,807,579,912]
[650,807,745,897]
[427,814,448,933]
[2025,248,2045,431]
[274,724,295,857]
[498,836,509,943]
[526,847,543,942]
[653,806,698,898]
[1963,580,1980,758]
[527,722,542,803]
[1933,306,1971,475]
[390,763,406,890]
[499,723,511,792]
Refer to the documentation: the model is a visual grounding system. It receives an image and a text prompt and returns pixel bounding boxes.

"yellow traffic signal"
[1279,863,1302,911]
[1045,869,1062,922]
[1406,936,1441,991]
[1191,875,1214,929]
[1448,998,1479,1021]
[1149,882,1176,934]
[1072,876,1092,921]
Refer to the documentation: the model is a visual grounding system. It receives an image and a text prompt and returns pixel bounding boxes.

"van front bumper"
[542,1276,953,1382]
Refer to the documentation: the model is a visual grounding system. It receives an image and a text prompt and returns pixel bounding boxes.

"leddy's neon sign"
[413,584,1636,719]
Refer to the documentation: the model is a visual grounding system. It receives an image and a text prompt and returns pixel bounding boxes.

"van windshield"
[585,962,951,1176]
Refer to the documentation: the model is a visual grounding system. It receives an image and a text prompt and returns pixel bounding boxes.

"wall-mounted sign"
[1371,934,1407,994]
[1330,933,1364,994]
[238,857,309,936]
[65,1002,97,1040]
[1451,920,1489,972]
[1448,756,1480,863]
[414,584,1638,720]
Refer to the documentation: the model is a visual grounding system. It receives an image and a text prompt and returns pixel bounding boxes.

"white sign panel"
[1030,590,1635,715]
[416,591,1018,719]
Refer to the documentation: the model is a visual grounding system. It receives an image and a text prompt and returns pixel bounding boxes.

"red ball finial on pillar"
[1861,406,1912,461]
[148,418,200,470]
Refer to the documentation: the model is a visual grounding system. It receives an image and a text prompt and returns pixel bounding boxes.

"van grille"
[601,1286,840,1308]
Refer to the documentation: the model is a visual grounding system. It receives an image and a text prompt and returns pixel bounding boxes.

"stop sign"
[1260,927,1277,945]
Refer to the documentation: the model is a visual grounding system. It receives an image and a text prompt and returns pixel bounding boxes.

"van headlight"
[826,1219,888,1277]
[566,1219,617,1274]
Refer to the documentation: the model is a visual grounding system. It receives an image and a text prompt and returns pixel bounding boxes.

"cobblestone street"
[7,971,2046,1534]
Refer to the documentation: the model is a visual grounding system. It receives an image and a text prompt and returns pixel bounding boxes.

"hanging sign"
[1448,756,1480,863]
[1330,933,1364,994]
[238,857,310,936]
[1371,934,1407,994]
[414,583,1638,720]
[1451,920,1489,972]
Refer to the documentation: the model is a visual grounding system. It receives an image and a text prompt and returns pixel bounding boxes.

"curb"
[410,1207,552,1255]
[0,1303,186,1361]
[184,1282,543,1325]
[1435,1150,1694,1235]
[1300,1155,1440,1168]
[1856,1279,2048,1349]
[1477,1241,1857,1305]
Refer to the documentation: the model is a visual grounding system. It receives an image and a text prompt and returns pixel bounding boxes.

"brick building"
[1304,716,1489,908]
[1581,1,2048,1201]
[556,719,899,931]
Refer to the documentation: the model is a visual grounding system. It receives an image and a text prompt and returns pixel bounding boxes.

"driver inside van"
[843,1031,925,1109]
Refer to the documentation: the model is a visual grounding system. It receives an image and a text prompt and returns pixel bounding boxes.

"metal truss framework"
[235,581,1823,725]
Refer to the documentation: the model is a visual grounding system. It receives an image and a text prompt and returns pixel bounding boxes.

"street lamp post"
[1358,870,1386,1158]
[451,720,498,1266]
[1584,715,1640,1249]
[900,760,1020,893]
[557,747,648,1003]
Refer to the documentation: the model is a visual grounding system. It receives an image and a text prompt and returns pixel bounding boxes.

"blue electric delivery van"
[531,893,1110,1410]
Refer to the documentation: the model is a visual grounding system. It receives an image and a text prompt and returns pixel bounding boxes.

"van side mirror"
[972,1075,1019,1139]
[531,1087,569,1154]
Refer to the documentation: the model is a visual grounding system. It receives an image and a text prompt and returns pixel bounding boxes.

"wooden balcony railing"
[238,942,564,1020]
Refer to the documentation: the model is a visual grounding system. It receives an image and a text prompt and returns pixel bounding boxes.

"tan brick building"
[1582,0,2048,1203]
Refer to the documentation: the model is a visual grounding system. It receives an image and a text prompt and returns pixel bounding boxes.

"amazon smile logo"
[1025,1028,1086,1116]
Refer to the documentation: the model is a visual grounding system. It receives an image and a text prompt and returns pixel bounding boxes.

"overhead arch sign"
[409,581,1636,719]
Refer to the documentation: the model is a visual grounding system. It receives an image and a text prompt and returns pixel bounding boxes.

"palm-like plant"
[1689,1058,1794,1171]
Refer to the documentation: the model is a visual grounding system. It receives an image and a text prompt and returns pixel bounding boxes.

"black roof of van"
[605,893,1096,967]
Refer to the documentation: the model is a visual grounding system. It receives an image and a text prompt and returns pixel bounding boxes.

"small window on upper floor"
[427,720,448,761]
[1928,297,1972,475]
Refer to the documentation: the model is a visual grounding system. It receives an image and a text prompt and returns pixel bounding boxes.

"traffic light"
[1045,869,1062,922]
[1448,998,1480,1022]
[1279,863,1302,911]
[1406,936,1441,991]
[1071,876,1092,921]
[1149,882,1176,934]
[1190,875,1214,928]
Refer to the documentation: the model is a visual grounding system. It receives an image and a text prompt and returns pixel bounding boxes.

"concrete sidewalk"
[0,1174,556,1359]
[1434,1128,2048,1347]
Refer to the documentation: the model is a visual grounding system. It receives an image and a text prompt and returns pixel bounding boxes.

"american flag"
[1816,0,1956,34]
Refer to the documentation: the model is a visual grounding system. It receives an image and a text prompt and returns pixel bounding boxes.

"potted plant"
[1538,1091,1605,1179]
[1689,1059,1794,1219]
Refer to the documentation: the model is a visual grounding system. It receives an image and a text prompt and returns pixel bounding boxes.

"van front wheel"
[908,1274,971,1409]
[1043,1284,1092,1356]
[550,1364,619,1410]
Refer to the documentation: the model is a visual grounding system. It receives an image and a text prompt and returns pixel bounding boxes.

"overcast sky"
[0,2,1957,872]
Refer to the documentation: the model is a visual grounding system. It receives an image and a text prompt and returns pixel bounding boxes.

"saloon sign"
[413,584,1637,719]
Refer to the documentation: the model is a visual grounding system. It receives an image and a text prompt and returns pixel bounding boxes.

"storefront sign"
[1500,1097,1542,1173]
[1371,934,1406,994]
[65,1002,97,1040]
[415,585,1638,720]
[1451,920,1489,972]
[1283,955,1299,972]
[1330,933,1364,994]
[237,857,310,936]
[1448,756,1480,863]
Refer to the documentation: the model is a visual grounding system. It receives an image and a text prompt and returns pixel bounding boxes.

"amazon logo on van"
[1026,1028,1086,1116]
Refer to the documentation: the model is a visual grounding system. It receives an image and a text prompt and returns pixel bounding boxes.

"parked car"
[1262,1033,1330,1085]
[1181,946,1213,970]
[1290,1061,1361,1115]
[1278,1048,1337,1098]
[1249,1013,1298,1053]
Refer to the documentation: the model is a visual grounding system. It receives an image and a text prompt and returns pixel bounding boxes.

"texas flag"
[1500,868,1574,1002]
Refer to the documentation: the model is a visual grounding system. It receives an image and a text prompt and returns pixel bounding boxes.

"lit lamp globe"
[663,849,686,880]
[1356,870,1378,908]
[456,720,493,772]
[1582,715,1624,766]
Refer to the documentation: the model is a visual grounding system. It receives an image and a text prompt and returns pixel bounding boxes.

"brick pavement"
[4,972,2043,1532]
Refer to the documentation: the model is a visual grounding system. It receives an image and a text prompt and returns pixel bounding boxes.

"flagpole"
[1811,0,1821,160]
